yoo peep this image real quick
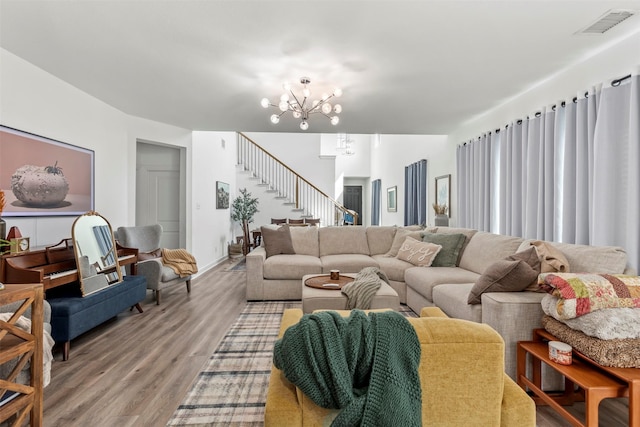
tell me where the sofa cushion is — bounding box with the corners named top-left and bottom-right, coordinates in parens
top-left (290, 225), bottom-right (319, 257)
top-left (421, 232), bottom-right (466, 267)
top-left (371, 255), bottom-right (413, 282)
top-left (262, 225), bottom-right (295, 257)
top-left (519, 239), bottom-right (628, 274)
top-left (396, 237), bottom-right (442, 267)
top-left (458, 232), bottom-right (524, 274)
top-left (320, 254), bottom-right (379, 274)
top-left (432, 283), bottom-right (482, 323)
top-left (404, 267), bottom-right (481, 302)
top-left (264, 254), bottom-right (322, 279)
top-left (467, 247), bottom-right (540, 304)
top-left (366, 226), bottom-right (397, 255)
top-left (319, 226), bottom-right (370, 256)
top-left (384, 229), bottom-right (423, 257)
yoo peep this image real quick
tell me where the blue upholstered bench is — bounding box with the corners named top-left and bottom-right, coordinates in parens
top-left (48, 275), bottom-right (147, 360)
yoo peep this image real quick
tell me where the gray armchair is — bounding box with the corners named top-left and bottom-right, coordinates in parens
top-left (116, 224), bottom-right (192, 305)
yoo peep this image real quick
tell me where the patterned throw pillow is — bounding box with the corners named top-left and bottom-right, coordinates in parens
top-left (396, 236), bottom-right (442, 267)
top-left (385, 229), bottom-right (424, 257)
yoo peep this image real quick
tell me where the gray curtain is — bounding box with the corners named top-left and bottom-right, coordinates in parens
top-left (591, 74), bottom-right (640, 272)
top-left (456, 134), bottom-right (493, 231)
top-left (371, 179), bottom-right (381, 225)
top-left (404, 159), bottom-right (427, 226)
top-left (456, 70), bottom-right (640, 272)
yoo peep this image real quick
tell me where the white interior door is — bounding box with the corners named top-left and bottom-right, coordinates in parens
top-left (136, 142), bottom-right (184, 249)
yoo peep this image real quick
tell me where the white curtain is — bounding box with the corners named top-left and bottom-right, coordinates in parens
top-left (456, 134), bottom-right (492, 231)
top-left (457, 69), bottom-right (640, 272)
top-left (591, 74), bottom-right (640, 272)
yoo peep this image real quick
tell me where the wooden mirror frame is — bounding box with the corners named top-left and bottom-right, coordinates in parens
top-left (71, 211), bottom-right (122, 296)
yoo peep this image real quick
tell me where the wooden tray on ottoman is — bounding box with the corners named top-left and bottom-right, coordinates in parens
top-left (304, 274), bottom-right (355, 290)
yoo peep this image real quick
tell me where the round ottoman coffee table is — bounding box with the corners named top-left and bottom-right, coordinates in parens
top-left (301, 273), bottom-right (400, 314)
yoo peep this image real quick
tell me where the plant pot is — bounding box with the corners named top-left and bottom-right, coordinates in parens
top-left (434, 214), bottom-right (449, 227)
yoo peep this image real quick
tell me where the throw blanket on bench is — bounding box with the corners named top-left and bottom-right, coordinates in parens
top-left (161, 248), bottom-right (198, 277)
top-left (273, 310), bottom-right (422, 426)
top-left (542, 315), bottom-right (640, 368)
top-left (539, 273), bottom-right (640, 319)
top-left (341, 267), bottom-right (389, 310)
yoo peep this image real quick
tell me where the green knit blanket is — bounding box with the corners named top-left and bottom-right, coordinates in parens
top-left (273, 310), bottom-right (422, 426)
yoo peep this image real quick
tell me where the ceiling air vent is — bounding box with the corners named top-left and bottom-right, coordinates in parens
top-left (578, 9), bottom-right (635, 34)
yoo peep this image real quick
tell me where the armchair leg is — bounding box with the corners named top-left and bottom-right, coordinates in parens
top-left (186, 279), bottom-right (191, 293)
top-left (156, 290), bottom-right (161, 305)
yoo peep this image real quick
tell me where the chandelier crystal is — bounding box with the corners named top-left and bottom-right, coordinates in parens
top-left (261, 77), bottom-right (342, 130)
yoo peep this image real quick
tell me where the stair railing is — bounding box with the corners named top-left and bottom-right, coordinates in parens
top-left (237, 132), bottom-right (357, 226)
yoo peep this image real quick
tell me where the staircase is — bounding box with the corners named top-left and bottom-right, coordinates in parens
top-left (236, 132), bottom-right (356, 226)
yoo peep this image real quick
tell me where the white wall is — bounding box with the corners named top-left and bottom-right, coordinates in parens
top-left (0, 48), bottom-right (224, 275)
top-left (192, 132), bottom-right (237, 270)
top-left (450, 30), bottom-right (640, 143)
top-left (371, 134), bottom-right (451, 227)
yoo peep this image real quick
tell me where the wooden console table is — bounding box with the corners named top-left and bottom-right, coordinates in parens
top-left (0, 283), bottom-right (44, 427)
top-left (517, 328), bottom-right (638, 427)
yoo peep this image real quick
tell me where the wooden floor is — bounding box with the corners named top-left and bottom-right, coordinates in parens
top-left (41, 260), bottom-right (630, 426)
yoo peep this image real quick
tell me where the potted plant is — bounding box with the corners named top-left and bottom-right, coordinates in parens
top-left (432, 202), bottom-right (449, 226)
top-left (231, 188), bottom-right (259, 255)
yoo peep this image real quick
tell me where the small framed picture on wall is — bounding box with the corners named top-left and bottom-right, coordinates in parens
top-left (435, 174), bottom-right (451, 217)
top-left (216, 181), bottom-right (230, 209)
top-left (387, 186), bottom-right (397, 212)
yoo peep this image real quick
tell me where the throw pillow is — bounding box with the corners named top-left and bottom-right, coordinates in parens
top-left (524, 241), bottom-right (570, 291)
top-left (261, 224), bottom-right (295, 258)
top-left (385, 229), bottom-right (423, 257)
top-left (396, 236), bottom-right (442, 267)
top-left (467, 247), bottom-right (541, 304)
top-left (421, 232), bottom-right (466, 267)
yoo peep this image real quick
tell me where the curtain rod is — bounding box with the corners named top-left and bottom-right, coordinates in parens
top-left (612, 74), bottom-right (632, 87)
top-left (462, 72), bottom-right (633, 145)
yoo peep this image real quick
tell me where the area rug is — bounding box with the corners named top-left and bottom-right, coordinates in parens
top-left (167, 301), bottom-right (417, 426)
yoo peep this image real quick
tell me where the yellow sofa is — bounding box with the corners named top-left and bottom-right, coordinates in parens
top-left (265, 308), bottom-right (535, 426)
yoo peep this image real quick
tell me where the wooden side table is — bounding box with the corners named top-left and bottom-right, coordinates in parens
top-left (0, 283), bottom-right (44, 427)
top-left (517, 328), bottom-right (637, 427)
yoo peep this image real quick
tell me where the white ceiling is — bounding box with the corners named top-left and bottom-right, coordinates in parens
top-left (1, 0), bottom-right (640, 135)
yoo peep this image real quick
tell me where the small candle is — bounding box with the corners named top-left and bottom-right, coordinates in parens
top-left (330, 270), bottom-right (340, 280)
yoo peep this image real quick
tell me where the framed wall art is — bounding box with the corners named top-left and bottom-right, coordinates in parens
top-left (435, 174), bottom-right (451, 217)
top-left (216, 181), bottom-right (230, 209)
top-left (0, 125), bottom-right (95, 217)
top-left (387, 186), bottom-right (397, 212)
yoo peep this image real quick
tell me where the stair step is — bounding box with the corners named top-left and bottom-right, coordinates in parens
top-left (291, 208), bottom-right (305, 212)
top-left (283, 202), bottom-right (296, 206)
top-left (266, 189), bottom-right (278, 193)
top-left (257, 183), bottom-right (269, 187)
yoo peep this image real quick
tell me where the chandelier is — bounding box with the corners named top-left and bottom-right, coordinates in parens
top-left (261, 77), bottom-right (342, 130)
top-left (336, 133), bottom-right (355, 156)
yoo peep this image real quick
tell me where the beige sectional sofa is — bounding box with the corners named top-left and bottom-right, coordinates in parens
top-left (246, 224), bottom-right (633, 381)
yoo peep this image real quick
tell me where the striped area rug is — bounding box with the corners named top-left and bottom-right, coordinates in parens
top-left (167, 301), bottom-right (417, 426)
